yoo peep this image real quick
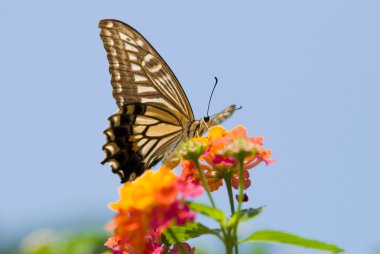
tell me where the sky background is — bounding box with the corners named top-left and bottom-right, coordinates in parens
top-left (1, 0), bottom-right (379, 253)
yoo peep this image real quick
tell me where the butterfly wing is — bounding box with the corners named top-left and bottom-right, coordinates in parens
top-left (99, 19), bottom-right (194, 182)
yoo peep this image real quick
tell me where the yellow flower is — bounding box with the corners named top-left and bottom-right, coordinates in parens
top-left (207, 125), bottom-right (227, 140)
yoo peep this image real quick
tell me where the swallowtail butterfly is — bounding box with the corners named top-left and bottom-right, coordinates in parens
top-left (99, 19), bottom-right (235, 183)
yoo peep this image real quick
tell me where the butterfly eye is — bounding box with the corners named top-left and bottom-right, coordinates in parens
top-left (204, 116), bottom-right (210, 122)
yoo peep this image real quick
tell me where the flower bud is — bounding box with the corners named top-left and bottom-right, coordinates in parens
top-left (179, 138), bottom-right (208, 161)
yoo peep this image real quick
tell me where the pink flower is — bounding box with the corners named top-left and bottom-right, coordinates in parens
top-left (152, 247), bottom-right (165, 254)
top-left (168, 242), bottom-right (196, 254)
top-left (212, 154), bottom-right (237, 166)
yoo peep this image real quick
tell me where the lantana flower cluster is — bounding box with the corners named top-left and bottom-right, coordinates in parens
top-left (180, 125), bottom-right (274, 198)
top-left (105, 125), bottom-right (273, 254)
top-left (105, 166), bottom-right (202, 254)
top-left (103, 125), bottom-right (344, 254)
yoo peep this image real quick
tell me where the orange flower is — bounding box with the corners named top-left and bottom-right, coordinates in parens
top-left (106, 166), bottom-right (202, 254)
top-left (110, 166), bottom-right (178, 212)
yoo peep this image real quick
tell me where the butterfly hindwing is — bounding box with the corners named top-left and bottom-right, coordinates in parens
top-left (101, 103), bottom-right (184, 182)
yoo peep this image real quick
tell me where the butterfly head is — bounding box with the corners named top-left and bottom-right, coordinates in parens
top-left (197, 114), bottom-right (216, 136)
top-left (201, 115), bottom-right (212, 130)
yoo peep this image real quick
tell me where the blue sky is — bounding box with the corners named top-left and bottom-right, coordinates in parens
top-left (1, 1), bottom-right (379, 253)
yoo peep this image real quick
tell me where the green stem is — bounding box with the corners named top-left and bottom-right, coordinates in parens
top-left (225, 174), bottom-right (235, 215)
top-left (223, 230), bottom-right (234, 254)
top-left (233, 159), bottom-right (245, 254)
top-left (226, 242), bottom-right (233, 254)
top-left (237, 159), bottom-right (245, 213)
top-left (193, 160), bottom-right (235, 254)
top-left (167, 228), bottom-right (188, 254)
top-left (193, 160), bottom-right (216, 208)
top-left (225, 172), bottom-right (239, 254)
top-left (225, 229), bottom-right (235, 254)
top-left (193, 160), bottom-right (231, 251)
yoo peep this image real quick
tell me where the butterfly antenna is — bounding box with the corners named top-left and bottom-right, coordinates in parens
top-left (207, 77), bottom-right (218, 117)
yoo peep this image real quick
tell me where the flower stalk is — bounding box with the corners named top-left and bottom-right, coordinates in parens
top-left (194, 160), bottom-right (216, 208)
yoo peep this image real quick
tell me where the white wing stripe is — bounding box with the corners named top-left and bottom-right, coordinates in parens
top-left (137, 85), bottom-right (157, 94)
top-left (134, 74), bottom-right (148, 82)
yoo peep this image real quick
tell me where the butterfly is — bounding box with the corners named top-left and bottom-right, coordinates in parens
top-left (99, 19), bottom-right (236, 183)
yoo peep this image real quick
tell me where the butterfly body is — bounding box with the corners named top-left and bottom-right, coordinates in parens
top-left (99, 19), bottom-right (235, 183)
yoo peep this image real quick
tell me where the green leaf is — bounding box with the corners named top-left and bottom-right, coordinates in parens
top-left (230, 206), bottom-right (265, 225)
top-left (240, 230), bottom-right (344, 253)
top-left (188, 202), bottom-right (226, 224)
top-left (163, 222), bottom-right (218, 244)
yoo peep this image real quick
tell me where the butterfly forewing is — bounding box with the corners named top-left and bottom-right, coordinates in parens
top-left (99, 19), bottom-right (194, 121)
